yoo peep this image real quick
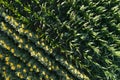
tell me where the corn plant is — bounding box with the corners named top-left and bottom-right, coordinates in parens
top-left (0, 0), bottom-right (120, 80)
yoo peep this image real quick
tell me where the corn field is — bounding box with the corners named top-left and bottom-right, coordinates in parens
top-left (0, 0), bottom-right (120, 80)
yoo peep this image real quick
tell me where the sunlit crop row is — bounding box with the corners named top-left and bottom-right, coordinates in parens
top-left (0, 46), bottom-right (40, 79)
top-left (0, 36), bottom-right (55, 80)
top-left (0, 12), bottom-right (89, 79)
top-left (0, 25), bottom-right (57, 79)
top-left (0, 22), bottom-right (73, 79)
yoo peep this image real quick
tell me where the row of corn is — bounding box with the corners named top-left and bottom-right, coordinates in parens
top-left (0, 0), bottom-right (120, 79)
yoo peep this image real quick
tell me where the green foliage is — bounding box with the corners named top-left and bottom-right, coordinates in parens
top-left (0, 0), bottom-right (120, 80)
